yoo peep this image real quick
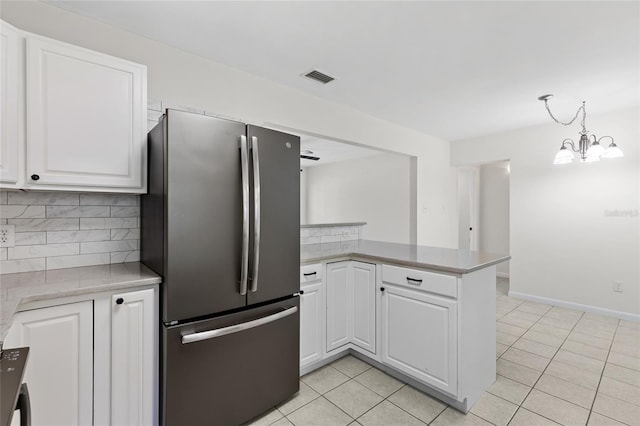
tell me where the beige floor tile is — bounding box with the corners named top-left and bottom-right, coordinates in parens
top-left (330, 355), bottom-right (372, 378)
top-left (530, 323), bottom-right (571, 339)
top-left (497, 331), bottom-right (519, 346)
top-left (487, 375), bottom-right (531, 405)
top-left (271, 417), bottom-right (294, 426)
top-left (608, 351), bottom-right (640, 372)
top-left (430, 407), bottom-right (492, 426)
top-left (501, 347), bottom-right (551, 371)
top-left (522, 330), bottom-right (564, 348)
top-left (496, 321), bottom-right (528, 337)
top-left (587, 412), bottom-right (627, 426)
top-left (356, 400), bottom-right (424, 426)
top-left (522, 389), bottom-right (589, 425)
top-left (302, 366), bottom-right (350, 395)
top-left (592, 392), bottom-right (640, 425)
top-left (278, 381), bottom-right (321, 415)
top-left (513, 338), bottom-right (558, 358)
top-left (573, 324), bottom-right (615, 340)
top-left (544, 307), bottom-right (583, 320)
top-left (500, 311), bottom-right (541, 329)
top-left (286, 397), bottom-right (353, 426)
top-left (516, 301), bottom-right (552, 316)
top-left (353, 368), bottom-right (403, 398)
top-left (325, 380), bottom-right (383, 419)
top-left (469, 392), bottom-right (518, 426)
top-left (387, 385), bottom-right (446, 423)
top-left (244, 407), bottom-right (284, 426)
top-left (497, 343), bottom-right (510, 358)
top-left (545, 360), bottom-right (601, 390)
top-left (553, 349), bottom-right (605, 374)
top-left (613, 330), bottom-right (640, 347)
top-left (597, 376), bottom-right (640, 406)
top-left (508, 408), bottom-right (560, 425)
top-left (582, 313), bottom-right (619, 325)
top-left (534, 374), bottom-right (596, 409)
top-left (611, 340), bottom-right (640, 358)
top-left (537, 315), bottom-right (578, 331)
top-left (567, 331), bottom-right (612, 350)
top-left (619, 320), bottom-right (640, 331)
top-left (561, 339), bottom-right (609, 361)
top-left (603, 363), bottom-right (640, 387)
top-left (496, 358), bottom-right (542, 387)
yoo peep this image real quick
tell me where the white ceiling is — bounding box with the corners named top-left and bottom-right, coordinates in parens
top-left (299, 135), bottom-right (385, 168)
top-left (47, 1), bottom-right (639, 142)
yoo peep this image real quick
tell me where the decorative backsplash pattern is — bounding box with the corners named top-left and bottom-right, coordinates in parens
top-left (300, 224), bottom-right (364, 245)
top-left (0, 190), bottom-right (140, 274)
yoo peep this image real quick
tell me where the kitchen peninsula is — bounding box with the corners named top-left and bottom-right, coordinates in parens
top-left (299, 239), bottom-right (509, 413)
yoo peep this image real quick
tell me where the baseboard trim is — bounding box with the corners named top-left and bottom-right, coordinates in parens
top-left (496, 272), bottom-right (510, 279)
top-left (508, 291), bottom-right (640, 322)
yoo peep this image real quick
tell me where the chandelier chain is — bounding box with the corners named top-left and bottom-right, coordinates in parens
top-left (543, 100), bottom-right (586, 131)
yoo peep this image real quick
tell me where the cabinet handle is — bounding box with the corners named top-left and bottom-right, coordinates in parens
top-left (115, 297), bottom-right (124, 305)
top-left (406, 277), bottom-right (423, 284)
top-left (30, 174), bottom-right (40, 181)
top-left (299, 290), bottom-right (305, 295)
top-left (380, 287), bottom-right (385, 292)
top-left (303, 272), bottom-right (317, 276)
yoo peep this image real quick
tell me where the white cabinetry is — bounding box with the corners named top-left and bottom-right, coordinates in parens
top-left (0, 19), bottom-right (147, 193)
top-left (326, 261), bottom-right (376, 355)
top-left (111, 289), bottom-right (156, 426)
top-left (381, 285), bottom-right (457, 395)
top-left (0, 20), bottom-right (21, 187)
top-left (3, 286), bottom-right (157, 426)
top-left (4, 301), bottom-right (94, 426)
top-left (299, 263), bottom-right (324, 371)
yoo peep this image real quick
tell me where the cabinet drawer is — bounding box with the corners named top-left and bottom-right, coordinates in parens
top-left (300, 263), bottom-right (323, 283)
top-left (382, 264), bottom-right (457, 298)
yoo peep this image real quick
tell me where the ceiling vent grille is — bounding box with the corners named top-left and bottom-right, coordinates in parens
top-left (304, 70), bottom-right (335, 84)
top-left (300, 154), bottom-right (320, 161)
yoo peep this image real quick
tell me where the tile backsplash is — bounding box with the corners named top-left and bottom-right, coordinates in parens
top-left (300, 223), bottom-right (365, 245)
top-left (0, 190), bottom-right (140, 274)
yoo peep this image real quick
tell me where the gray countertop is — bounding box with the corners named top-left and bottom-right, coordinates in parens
top-left (301, 239), bottom-right (510, 274)
top-left (1, 262), bottom-right (161, 340)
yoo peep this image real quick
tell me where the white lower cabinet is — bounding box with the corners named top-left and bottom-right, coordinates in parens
top-left (4, 301), bottom-right (94, 426)
top-left (300, 281), bottom-right (324, 368)
top-left (325, 261), bottom-right (376, 355)
top-left (380, 285), bottom-right (457, 396)
top-left (3, 286), bottom-right (157, 426)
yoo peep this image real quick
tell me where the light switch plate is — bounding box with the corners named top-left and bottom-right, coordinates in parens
top-left (0, 225), bottom-right (16, 247)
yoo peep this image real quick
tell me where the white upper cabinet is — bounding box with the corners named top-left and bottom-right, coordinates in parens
top-left (0, 20), bottom-right (21, 186)
top-left (26, 35), bottom-right (147, 191)
top-left (0, 19), bottom-right (147, 193)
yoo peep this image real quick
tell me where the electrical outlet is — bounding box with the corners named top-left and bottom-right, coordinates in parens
top-left (613, 281), bottom-right (624, 293)
top-left (0, 225), bottom-right (16, 248)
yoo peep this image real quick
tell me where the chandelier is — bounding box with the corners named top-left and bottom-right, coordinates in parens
top-left (538, 94), bottom-right (624, 165)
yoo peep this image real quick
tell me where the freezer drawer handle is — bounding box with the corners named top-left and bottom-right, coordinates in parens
top-left (239, 135), bottom-right (250, 296)
top-left (181, 306), bottom-right (298, 344)
top-left (250, 136), bottom-right (261, 293)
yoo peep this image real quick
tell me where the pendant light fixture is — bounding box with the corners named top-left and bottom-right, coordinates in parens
top-left (538, 95), bottom-right (624, 165)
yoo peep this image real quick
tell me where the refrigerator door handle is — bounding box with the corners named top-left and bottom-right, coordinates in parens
top-left (250, 136), bottom-right (261, 293)
top-left (181, 306), bottom-right (298, 344)
top-left (239, 135), bottom-right (250, 296)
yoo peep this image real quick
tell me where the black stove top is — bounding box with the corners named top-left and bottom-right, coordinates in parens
top-left (0, 347), bottom-right (29, 426)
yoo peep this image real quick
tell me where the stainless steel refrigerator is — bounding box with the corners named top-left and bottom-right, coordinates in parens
top-left (141, 109), bottom-right (300, 425)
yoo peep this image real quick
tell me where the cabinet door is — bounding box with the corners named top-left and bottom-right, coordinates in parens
top-left (25, 35), bottom-right (146, 191)
top-left (326, 262), bottom-right (351, 352)
top-left (381, 285), bottom-right (457, 395)
top-left (111, 288), bottom-right (155, 426)
top-left (0, 20), bottom-right (20, 186)
top-left (300, 281), bottom-right (323, 368)
top-left (3, 301), bottom-right (93, 426)
top-left (352, 261), bottom-right (376, 353)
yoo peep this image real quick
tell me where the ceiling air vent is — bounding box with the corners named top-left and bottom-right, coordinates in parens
top-left (300, 154), bottom-right (320, 161)
top-left (304, 70), bottom-right (335, 84)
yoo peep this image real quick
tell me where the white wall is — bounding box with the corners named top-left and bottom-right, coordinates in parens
top-left (479, 162), bottom-right (510, 276)
top-left (452, 107), bottom-right (639, 316)
top-left (305, 154), bottom-right (412, 244)
top-left (0, 1), bottom-right (457, 248)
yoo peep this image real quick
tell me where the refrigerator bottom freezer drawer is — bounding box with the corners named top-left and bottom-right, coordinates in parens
top-left (162, 298), bottom-right (300, 426)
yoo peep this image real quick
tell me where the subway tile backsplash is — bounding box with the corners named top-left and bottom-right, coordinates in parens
top-left (300, 224), bottom-right (364, 245)
top-left (0, 190), bottom-right (140, 274)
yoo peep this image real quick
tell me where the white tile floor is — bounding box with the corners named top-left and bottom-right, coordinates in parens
top-left (245, 278), bottom-right (640, 425)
